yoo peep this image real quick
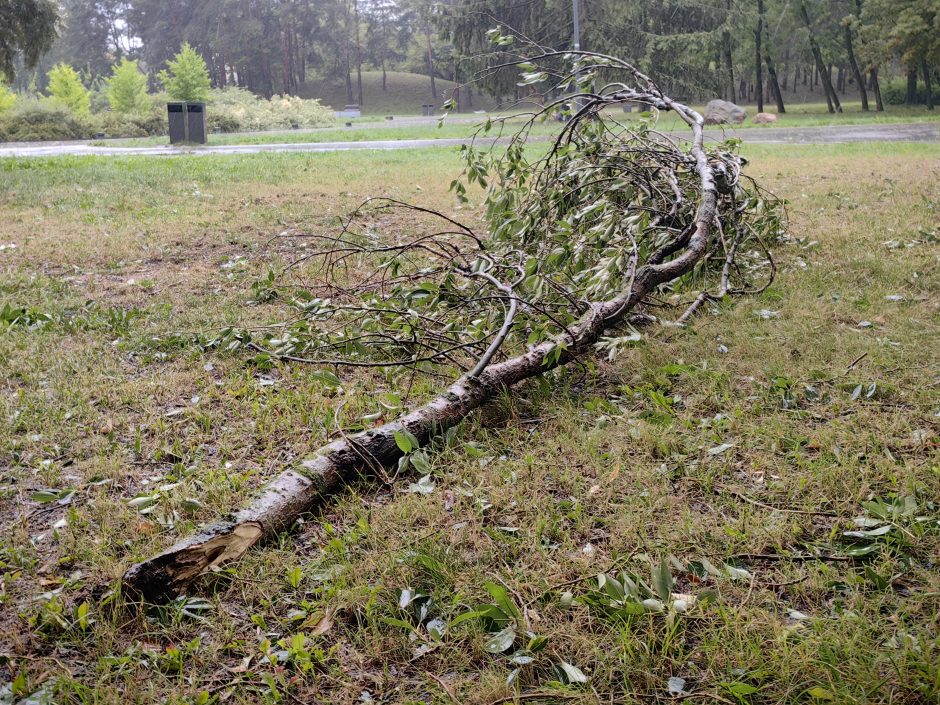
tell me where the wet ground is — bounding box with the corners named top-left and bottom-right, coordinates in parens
top-left (0, 121), bottom-right (936, 158)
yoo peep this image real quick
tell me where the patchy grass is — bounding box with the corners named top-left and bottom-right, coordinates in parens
top-left (0, 142), bottom-right (938, 705)
top-left (84, 102), bottom-right (940, 150)
top-left (89, 117), bottom-right (556, 149)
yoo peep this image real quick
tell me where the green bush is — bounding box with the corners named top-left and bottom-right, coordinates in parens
top-left (89, 110), bottom-right (165, 139)
top-left (0, 101), bottom-right (91, 142)
top-left (108, 58), bottom-right (150, 114)
top-left (46, 63), bottom-right (91, 116)
top-left (0, 83), bottom-right (16, 114)
top-left (208, 87), bottom-right (334, 132)
top-left (882, 79), bottom-right (930, 106)
top-left (0, 95), bottom-right (168, 142)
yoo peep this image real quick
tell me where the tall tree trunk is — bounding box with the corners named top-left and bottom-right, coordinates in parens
top-left (755, 0), bottom-right (765, 112)
top-left (800, 1), bottom-right (841, 112)
top-left (870, 68), bottom-right (883, 111)
top-left (722, 0), bottom-right (736, 102)
top-left (353, 0), bottom-right (363, 106)
top-left (381, 58), bottom-right (387, 92)
top-left (844, 23), bottom-right (868, 110)
top-left (923, 58), bottom-right (934, 110)
top-left (426, 23), bottom-right (437, 101)
top-left (765, 52), bottom-right (785, 112)
top-left (906, 68), bottom-right (918, 105)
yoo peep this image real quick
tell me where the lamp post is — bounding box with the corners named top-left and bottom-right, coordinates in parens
top-left (573, 0), bottom-right (581, 53)
top-left (572, 0), bottom-right (582, 113)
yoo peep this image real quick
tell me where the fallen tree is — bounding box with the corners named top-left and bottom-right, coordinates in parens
top-left (124, 46), bottom-right (784, 602)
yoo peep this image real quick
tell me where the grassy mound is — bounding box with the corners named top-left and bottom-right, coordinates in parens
top-left (298, 70), bottom-right (499, 116)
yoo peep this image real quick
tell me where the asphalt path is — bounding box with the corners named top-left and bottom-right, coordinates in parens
top-left (0, 121), bottom-right (936, 159)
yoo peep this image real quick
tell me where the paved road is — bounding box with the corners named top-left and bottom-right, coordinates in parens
top-left (0, 122), bottom-right (936, 159)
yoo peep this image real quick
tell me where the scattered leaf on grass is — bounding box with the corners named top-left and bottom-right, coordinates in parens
top-left (484, 626), bottom-right (516, 653)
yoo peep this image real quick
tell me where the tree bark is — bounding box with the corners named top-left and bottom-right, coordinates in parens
top-left (426, 22), bottom-right (437, 101)
top-left (844, 23), bottom-right (868, 110)
top-left (722, 0), bottom-right (736, 103)
top-left (870, 68), bottom-right (884, 111)
top-left (122, 98), bottom-right (726, 603)
top-left (906, 68), bottom-right (918, 105)
top-left (755, 0), bottom-right (764, 113)
top-left (923, 58), bottom-right (934, 110)
top-left (353, 0), bottom-right (363, 106)
top-left (800, 1), bottom-right (841, 113)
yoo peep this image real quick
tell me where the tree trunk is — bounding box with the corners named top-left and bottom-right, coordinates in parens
top-left (765, 53), bottom-right (785, 113)
top-left (353, 0), bottom-right (363, 106)
top-left (906, 68), bottom-right (918, 105)
top-left (755, 0), bottom-right (764, 112)
top-left (722, 0), bottom-right (736, 103)
top-left (800, 2), bottom-right (841, 113)
top-left (426, 23), bottom-right (437, 101)
top-left (844, 23), bottom-right (868, 110)
top-left (923, 58), bottom-right (934, 110)
top-left (870, 68), bottom-right (883, 111)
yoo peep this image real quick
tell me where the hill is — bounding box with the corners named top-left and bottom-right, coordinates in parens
top-left (297, 70), bottom-right (499, 116)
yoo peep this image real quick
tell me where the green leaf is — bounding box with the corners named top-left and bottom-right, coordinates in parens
top-left (484, 626), bottom-right (516, 653)
top-left (30, 489), bottom-right (62, 503)
top-left (652, 560), bottom-right (673, 602)
top-left (721, 681), bottom-right (760, 696)
top-left (806, 686), bottom-right (836, 701)
top-left (380, 616), bottom-right (418, 633)
top-left (485, 581), bottom-right (521, 622)
top-left (394, 430), bottom-right (414, 454)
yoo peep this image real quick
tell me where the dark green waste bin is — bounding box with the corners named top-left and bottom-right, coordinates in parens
top-left (186, 103), bottom-right (207, 144)
top-left (167, 102), bottom-right (186, 144)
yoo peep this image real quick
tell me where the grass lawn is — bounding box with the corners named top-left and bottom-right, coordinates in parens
top-left (86, 103), bottom-right (940, 150)
top-left (0, 142), bottom-right (938, 704)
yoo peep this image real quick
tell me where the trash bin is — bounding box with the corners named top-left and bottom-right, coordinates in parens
top-left (167, 102), bottom-right (186, 144)
top-left (186, 102), bottom-right (207, 145)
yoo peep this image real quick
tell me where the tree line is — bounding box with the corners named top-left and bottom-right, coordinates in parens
top-left (3, 0), bottom-right (939, 110)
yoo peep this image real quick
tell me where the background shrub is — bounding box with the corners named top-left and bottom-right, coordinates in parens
top-left (46, 63), bottom-right (91, 116)
top-left (0, 101), bottom-right (90, 142)
top-left (108, 58), bottom-right (150, 114)
top-left (0, 84), bottom-right (16, 114)
top-left (882, 80), bottom-right (930, 106)
top-left (208, 87), bottom-right (334, 131)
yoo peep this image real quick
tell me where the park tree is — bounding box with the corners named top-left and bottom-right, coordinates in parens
top-left (46, 62), bottom-right (91, 114)
top-left (0, 0), bottom-right (59, 80)
top-left (159, 43), bottom-right (212, 102)
top-left (364, 0), bottom-right (414, 91)
top-left (49, 0), bottom-right (129, 80)
top-left (108, 57), bottom-right (149, 113)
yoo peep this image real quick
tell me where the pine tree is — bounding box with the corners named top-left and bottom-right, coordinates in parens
top-left (159, 43), bottom-right (212, 102)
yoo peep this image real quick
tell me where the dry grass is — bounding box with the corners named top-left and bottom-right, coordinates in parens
top-left (0, 142), bottom-right (938, 705)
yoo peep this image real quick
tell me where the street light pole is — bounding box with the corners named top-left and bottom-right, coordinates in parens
top-left (572, 0), bottom-right (581, 53)
top-left (571, 0), bottom-right (582, 113)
